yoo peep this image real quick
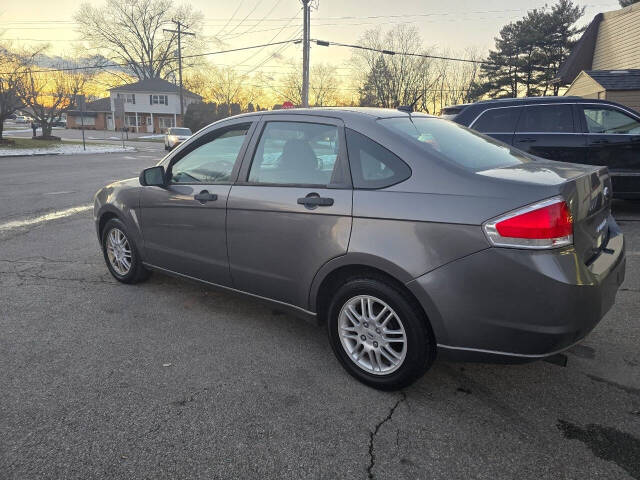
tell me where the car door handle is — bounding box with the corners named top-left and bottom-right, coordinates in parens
top-left (194, 190), bottom-right (218, 203)
top-left (297, 195), bottom-right (334, 207)
top-left (592, 139), bottom-right (610, 145)
top-left (516, 138), bottom-right (536, 143)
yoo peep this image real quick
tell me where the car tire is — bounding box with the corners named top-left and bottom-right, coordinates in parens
top-left (164, 143), bottom-right (169, 151)
top-left (101, 218), bottom-right (150, 284)
top-left (326, 276), bottom-right (435, 390)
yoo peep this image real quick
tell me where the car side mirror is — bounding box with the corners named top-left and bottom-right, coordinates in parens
top-left (139, 166), bottom-right (166, 187)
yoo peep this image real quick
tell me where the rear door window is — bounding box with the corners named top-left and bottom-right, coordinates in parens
top-left (472, 107), bottom-right (521, 133)
top-left (517, 104), bottom-right (574, 133)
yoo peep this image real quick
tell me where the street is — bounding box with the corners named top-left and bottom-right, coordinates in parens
top-left (0, 149), bottom-right (639, 479)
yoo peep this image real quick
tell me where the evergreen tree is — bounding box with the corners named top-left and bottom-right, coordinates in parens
top-left (480, 0), bottom-right (584, 98)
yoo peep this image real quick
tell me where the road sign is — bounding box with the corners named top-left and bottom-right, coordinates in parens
top-left (282, 101), bottom-right (294, 109)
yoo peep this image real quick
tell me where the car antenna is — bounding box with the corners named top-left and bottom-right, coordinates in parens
top-left (397, 92), bottom-right (427, 114)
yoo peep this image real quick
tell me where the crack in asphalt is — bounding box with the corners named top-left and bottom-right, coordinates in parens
top-left (367, 392), bottom-right (406, 479)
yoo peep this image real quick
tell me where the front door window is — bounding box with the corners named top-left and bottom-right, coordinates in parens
top-left (170, 125), bottom-right (250, 184)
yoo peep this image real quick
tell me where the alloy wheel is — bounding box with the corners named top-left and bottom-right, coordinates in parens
top-left (338, 295), bottom-right (407, 375)
top-left (106, 227), bottom-right (132, 276)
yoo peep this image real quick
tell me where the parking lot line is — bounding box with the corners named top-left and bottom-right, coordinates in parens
top-left (0, 205), bottom-right (92, 232)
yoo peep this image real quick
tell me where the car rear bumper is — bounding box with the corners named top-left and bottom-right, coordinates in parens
top-left (407, 219), bottom-right (625, 363)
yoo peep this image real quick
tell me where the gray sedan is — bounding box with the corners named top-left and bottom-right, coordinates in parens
top-left (94, 107), bottom-right (625, 390)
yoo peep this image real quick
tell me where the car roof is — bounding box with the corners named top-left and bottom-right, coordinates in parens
top-left (231, 107), bottom-right (434, 121)
top-left (444, 96), bottom-right (620, 112)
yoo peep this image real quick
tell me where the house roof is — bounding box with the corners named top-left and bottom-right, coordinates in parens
top-left (68, 97), bottom-right (111, 114)
top-left (555, 3), bottom-right (640, 85)
top-left (109, 78), bottom-right (201, 98)
top-left (585, 70), bottom-right (640, 90)
top-left (554, 13), bottom-right (603, 85)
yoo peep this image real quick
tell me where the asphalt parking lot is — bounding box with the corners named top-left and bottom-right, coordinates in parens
top-left (0, 149), bottom-right (639, 479)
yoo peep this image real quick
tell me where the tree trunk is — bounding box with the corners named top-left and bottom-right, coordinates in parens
top-left (42, 123), bottom-right (52, 138)
top-left (0, 119), bottom-right (4, 140)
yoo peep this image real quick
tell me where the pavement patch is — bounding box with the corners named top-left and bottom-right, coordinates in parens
top-left (557, 420), bottom-right (640, 479)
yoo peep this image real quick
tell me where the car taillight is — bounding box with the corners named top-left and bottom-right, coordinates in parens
top-left (483, 197), bottom-right (573, 249)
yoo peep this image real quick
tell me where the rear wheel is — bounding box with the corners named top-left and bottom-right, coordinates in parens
top-left (327, 276), bottom-right (435, 390)
top-left (101, 218), bottom-right (150, 284)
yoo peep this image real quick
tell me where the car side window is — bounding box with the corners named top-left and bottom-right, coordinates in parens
top-left (582, 107), bottom-right (640, 134)
top-left (345, 128), bottom-right (411, 189)
top-left (248, 121), bottom-right (340, 185)
top-left (517, 104), bottom-right (574, 133)
top-left (472, 107), bottom-right (521, 133)
top-left (170, 124), bottom-right (250, 184)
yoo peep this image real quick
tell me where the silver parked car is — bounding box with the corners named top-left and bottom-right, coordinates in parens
top-left (164, 127), bottom-right (192, 150)
top-left (94, 108), bottom-right (625, 390)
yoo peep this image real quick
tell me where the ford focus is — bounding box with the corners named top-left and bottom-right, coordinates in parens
top-left (94, 108), bottom-right (625, 390)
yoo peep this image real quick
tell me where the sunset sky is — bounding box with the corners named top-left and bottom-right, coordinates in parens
top-left (1, 0), bottom-right (622, 80)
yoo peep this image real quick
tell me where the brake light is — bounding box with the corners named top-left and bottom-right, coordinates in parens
top-left (483, 197), bottom-right (573, 249)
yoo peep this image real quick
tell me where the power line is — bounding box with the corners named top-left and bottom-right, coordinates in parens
top-left (221, 0), bottom-right (265, 37)
top-left (311, 39), bottom-right (502, 67)
top-left (0, 39), bottom-right (302, 75)
top-left (213, 0), bottom-right (244, 37)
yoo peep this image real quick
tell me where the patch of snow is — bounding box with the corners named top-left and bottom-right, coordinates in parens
top-left (138, 134), bottom-right (165, 139)
top-left (0, 144), bottom-right (136, 157)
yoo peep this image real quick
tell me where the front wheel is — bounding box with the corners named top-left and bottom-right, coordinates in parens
top-left (327, 277), bottom-right (435, 390)
top-left (101, 218), bottom-right (150, 284)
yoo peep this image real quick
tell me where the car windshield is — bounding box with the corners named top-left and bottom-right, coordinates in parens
top-left (378, 116), bottom-right (532, 172)
top-left (171, 128), bottom-right (192, 136)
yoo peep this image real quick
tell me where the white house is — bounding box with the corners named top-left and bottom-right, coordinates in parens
top-left (108, 78), bottom-right (201, 133)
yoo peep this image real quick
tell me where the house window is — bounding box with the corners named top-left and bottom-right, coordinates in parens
top-left (125, 115), bottom-right (143, 126)
top-left (117, 93), bottom-right (135, 104)
top-left (150, 95), bottom-right (168, 105)
top-left (158, 117), bottom-right (175, 128)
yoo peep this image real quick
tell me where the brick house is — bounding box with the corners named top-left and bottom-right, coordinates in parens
top-left (109, 78), bottom-right (201, 133)
top-left (66, 98), bottom-right (111, 130)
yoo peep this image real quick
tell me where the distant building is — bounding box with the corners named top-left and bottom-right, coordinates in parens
top-left (68, 78), bottom-right (201, 133)
top-left (564, 70), bottom-right (640, 113)
top-left (556, 3), bottom-right (640, 112)
top-left (67, 98), bottom-right (111, 130)
top-left (109, 78), bottom-right (202, 133)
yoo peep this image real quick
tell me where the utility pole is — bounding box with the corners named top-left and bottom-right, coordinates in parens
top-left (164, 20), bottom-right (195, 124)
top-left (301, 0), bottom-right (311, 108)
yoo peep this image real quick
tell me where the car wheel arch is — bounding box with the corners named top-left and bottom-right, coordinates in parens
top-left (311, 258), bottom-right (437, 342)
top-left (98, 210), bottom-right (119, 238)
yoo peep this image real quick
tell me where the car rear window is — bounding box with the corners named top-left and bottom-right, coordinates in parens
top-left (378, 117), bottom-right (532, 172)
top-left (170, 128), bottom-right (192, 135)
top-left (439, 107), bottom-right (464, 120)
top-left (472, 107), bottom-right (521, 133)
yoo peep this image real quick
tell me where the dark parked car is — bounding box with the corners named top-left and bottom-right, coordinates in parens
top-left (94, 107), bottom-right (625, 390)
top-left (442, 97), bottom-right (640, 199)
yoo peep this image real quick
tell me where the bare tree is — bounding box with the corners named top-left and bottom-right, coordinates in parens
top-left (280, 63), bottom-right (341, 106)
top-left (353, 25), bottom-right (432, 109)
top-left (16, 60), bottom-right (90, 138)
top-left (0, 46), bottom-right (24, 141)
top-left (74, 0), bottom-right (203, 80)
